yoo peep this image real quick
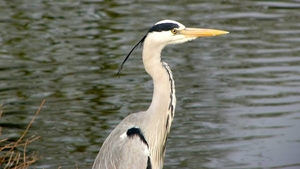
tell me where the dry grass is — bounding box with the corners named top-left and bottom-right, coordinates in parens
top-left (0, 100), bottom-right (45, 169)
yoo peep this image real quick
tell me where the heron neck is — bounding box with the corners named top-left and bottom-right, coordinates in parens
top-left (142, 43), bottom-right (176, 120)
top-left (142, 41), bottom-right (176, 169)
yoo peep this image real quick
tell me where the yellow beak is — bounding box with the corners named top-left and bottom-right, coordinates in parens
top-left (179, 28), bottom-right (229, 37)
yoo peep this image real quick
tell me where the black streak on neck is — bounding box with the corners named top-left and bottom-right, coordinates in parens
top-left (146, 156), bottom-right (152, 169)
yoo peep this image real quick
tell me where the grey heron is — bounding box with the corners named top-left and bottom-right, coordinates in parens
top-left (92, 20), bottom-right (228, 169)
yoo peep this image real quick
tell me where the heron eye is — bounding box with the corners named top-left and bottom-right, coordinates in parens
top-left (171, 29), bottom-right (177, 35)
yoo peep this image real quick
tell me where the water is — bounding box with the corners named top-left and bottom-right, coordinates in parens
top-left (0, 0), bottom-right (300, 168)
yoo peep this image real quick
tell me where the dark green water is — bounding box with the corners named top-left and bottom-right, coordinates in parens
top-left (1, 0), bottom-right (300, 168)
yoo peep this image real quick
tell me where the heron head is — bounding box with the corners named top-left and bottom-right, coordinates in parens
top-left (143, 20), bottom-right (228, 47)
top-left (117, 20), bottom-right (228, 75)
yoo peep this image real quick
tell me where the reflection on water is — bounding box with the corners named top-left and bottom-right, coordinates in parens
top-left (1, 0), bottom-right (300, 168)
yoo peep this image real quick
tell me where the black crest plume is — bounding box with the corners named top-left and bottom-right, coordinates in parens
top-left (117, 35), bottom-right (146, 75)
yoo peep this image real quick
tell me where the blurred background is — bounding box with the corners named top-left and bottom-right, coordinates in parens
top-left (0, 0), bottom-right (300, 168)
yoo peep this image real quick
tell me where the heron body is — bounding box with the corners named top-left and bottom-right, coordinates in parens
top-left (92, 20), bottom-right (228, 169)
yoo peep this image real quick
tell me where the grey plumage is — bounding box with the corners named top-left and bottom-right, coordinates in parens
top-left (93, 114), bottom-right (151, 169)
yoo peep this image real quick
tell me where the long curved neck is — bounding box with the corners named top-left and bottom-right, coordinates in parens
top-left (143, 42), bottom-right (176, 121)
top-left (142, 39), bottom-right (176, 169)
